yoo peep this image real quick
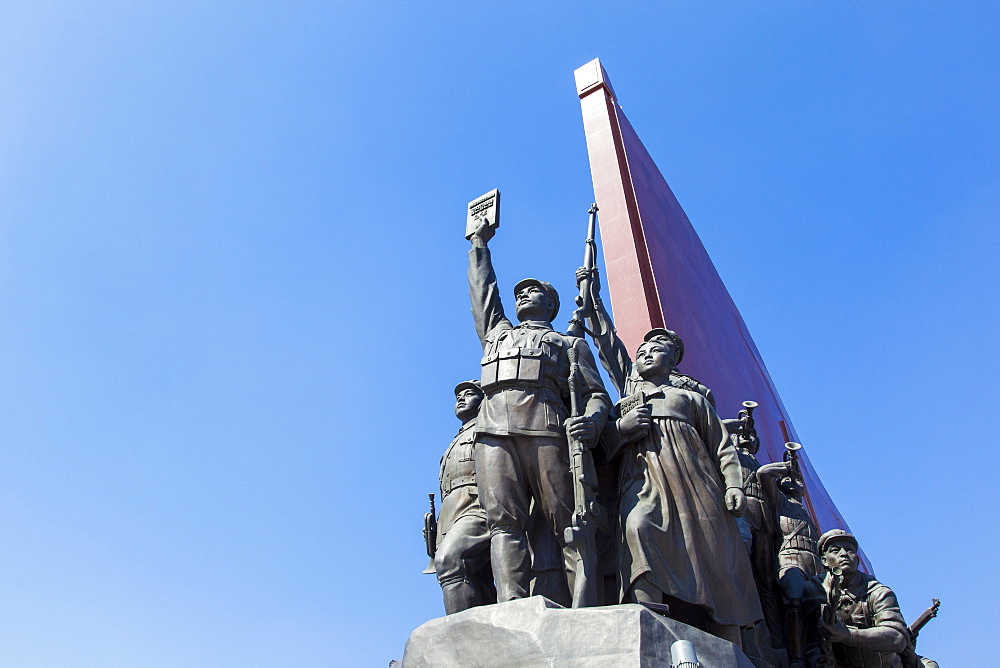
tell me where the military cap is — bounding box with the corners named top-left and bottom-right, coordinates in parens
top-left (453, 379), bottom-right (484, 397)
top-left (513, 278), bottom-right (560, 320)
top-left (818, 528), bottom-right (859, 554)
top-left (642, 327), bottom-right (685, 365)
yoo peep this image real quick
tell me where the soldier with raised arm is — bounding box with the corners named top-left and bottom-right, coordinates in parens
top-left (467, 214), bottom-right (611, 604)
top-left (757, 444), bottom-right (823, 667)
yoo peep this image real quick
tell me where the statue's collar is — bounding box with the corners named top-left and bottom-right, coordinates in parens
top-left (516, 320), bottom-right (552, 331)
top-left (639, 380), bottom-right (673, 396)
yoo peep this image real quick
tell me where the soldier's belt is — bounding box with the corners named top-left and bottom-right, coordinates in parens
top-left (780, 535), bottom-right (818, 551)
top-left (481, 347), bottom-right (553, 391)
top-left (442, 474), bottom-right (477, 496)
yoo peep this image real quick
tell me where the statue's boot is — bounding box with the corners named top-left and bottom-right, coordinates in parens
top-left (441, 580), bottom-right (481, 615)
top-left (762, 591), bottom-right (784, 648)
top-left (785, 603), bottom-right (806, 667)
top-left (490, 530), bottom-right (531, 601)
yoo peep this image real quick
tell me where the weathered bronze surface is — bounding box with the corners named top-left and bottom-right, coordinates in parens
top-left (405, 191), bottom-right (939, 667)
top-left (465, 189), bottom-right (500, 240)
top-left (802, 530), bottom-right (912, 667)
top-left (466, 209), bottom-right (611, 607)
top-left (597, 329), bottom-right (762, 648)
top-left (431, 381), bottom-right (495, 614)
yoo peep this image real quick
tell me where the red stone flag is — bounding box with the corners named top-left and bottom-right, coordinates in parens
top-left (575, 59), bottom-right (867, 568)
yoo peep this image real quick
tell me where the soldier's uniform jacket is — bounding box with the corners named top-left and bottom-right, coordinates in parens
top-left (757, 461), bottom-right (822, 576)
top-left (777, 504), bottom-right (819, 554)
top-left (806, 571), bottom-right (909, 668)
top-left (737, 449), bottom-right (762, 501)
top-left (468, 247), bottom-right (610, 436)
top-left (436, 420), bottom-right (485, 546)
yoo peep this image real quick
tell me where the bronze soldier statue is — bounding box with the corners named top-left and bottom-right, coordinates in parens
top-left (467, 219), bottom-right (611, 604)
top-left (758, 442), bottom-right (823, 667)
top-left (724, 404), bottom-right (783, 663)
top-left (431, 380), bottom-right (496, 614)
top-left (803, 529), bottom-right (909, 667)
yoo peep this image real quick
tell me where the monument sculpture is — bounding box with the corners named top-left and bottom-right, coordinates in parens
top-left (758, 443), bottom-right (822, 667)
top-left (604, 329), bottom-right (762, 647)
top-left (803, 530), bottom-right (910, 667)
top-left (397, 60), bottom-right (939, 668)
top-left (570, 263), bottom-right (761, 646)
top-left (465, 212), bottom-right (611, 607)
top-left (427, 380), bottom-right (495, 614)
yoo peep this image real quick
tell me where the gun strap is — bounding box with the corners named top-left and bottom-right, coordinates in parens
top-left (567, 318), bottom-right (601, 339)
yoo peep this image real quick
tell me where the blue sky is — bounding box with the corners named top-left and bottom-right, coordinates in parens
top-left (2, 2), bottom-right (997, 665)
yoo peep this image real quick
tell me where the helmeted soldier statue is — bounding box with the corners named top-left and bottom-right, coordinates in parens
top-left (467, 219), bottom-right (611, 603)
top-left (433, 380), bottom-right (496, 614)
top-left (803, 529), bottom-right (909, 667)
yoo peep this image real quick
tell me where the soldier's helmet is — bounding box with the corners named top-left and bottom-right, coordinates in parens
top-left (642, 327), bottom-right (685, 366)
top-left (453, 379), bottom-right (484, 397)
top-left (513, 278), bottom-right (560, 321)
top-left (818, 528), bottom-right (859, 554)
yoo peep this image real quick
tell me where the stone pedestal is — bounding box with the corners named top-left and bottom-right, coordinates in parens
top-left (399, 596), bottom-right (756, 667)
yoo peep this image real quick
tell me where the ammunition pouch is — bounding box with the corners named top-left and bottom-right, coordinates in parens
top-left (481, 347), bottom-right (548, 392)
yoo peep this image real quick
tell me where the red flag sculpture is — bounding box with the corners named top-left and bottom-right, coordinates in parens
top-left (575, 59), bottom-right (868, 569)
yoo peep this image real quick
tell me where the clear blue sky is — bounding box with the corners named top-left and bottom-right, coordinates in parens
top-left (2, 2), bottom-right (997, 665)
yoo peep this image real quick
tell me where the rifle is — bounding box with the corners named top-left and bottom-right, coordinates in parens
top-left (908, 598), bottom-right (940, 641)
top-left (567, 204), bottom-right (599, 338)
top-left (422, 493), bottom-right (437, 574)
top-left (563, 346), bottom-right (602, 607)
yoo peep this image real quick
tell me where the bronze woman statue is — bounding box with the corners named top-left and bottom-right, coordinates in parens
top-left (577, 267), bottom-right (762, 647)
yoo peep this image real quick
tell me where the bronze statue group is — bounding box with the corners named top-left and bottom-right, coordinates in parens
top-left (421, 216), bottom-right (937, 668)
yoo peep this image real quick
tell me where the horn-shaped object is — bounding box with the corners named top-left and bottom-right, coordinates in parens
top-left (784, 441), bottom-right (803, 483)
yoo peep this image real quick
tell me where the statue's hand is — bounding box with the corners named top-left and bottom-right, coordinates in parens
top-left (470, 218), bottom-right (495, 247)
top-left (725, 487), bottom-right (747, 516)
top-left (575, 266), bottom-right (602, 294)
top-left (818, 613), bottom-right (852, 643)
top-left (618, 405), bottom-right (651, 440)
top-left (565, 416), bottom-right (598, 448)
